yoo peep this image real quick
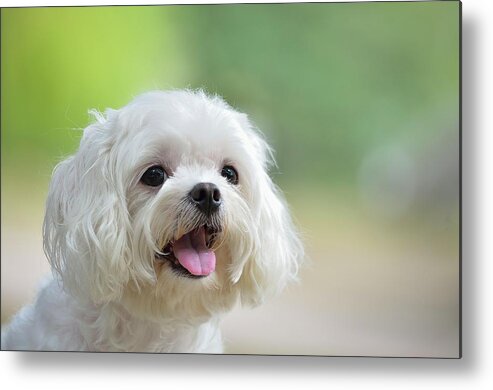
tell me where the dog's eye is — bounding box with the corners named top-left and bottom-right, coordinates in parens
top-left (221, 165), bottom-right (238, 185)
top-left (141, 166), bottom-right (167, 187)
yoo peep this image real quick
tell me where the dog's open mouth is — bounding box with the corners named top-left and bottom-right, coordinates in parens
top-left (156, 225), bottom-right (220, 279)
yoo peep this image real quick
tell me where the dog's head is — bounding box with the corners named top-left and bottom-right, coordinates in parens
top-left (43, 90), bottom-right (303, 321)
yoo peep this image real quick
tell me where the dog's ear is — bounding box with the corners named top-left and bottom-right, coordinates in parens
top-left (43, 113), bottom-right (146, 304)
top-left (234, 116), bottom-right (304, 306)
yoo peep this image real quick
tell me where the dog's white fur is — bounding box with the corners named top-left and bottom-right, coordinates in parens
top-left (1, 90), bottom-right (303, 353)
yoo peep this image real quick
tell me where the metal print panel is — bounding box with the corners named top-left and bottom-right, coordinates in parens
top-left (0, 1), bottom-right (460, 357)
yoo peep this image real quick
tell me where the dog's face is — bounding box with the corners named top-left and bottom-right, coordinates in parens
top-left (43, 90), bottom-right (303, 321)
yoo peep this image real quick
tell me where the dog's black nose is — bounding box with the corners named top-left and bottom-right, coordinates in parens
top-left (189, 183), bottom-right (222, 214)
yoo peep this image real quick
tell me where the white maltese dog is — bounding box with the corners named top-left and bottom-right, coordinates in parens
top-left (2, 90), bottom-right (303, 353)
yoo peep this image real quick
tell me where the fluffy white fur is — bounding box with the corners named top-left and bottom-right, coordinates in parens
top-left (1, 90), bottom-right (303, 353)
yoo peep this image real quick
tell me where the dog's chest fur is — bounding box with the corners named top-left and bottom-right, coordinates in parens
top-left (2, 278), bottom-right (223, 353)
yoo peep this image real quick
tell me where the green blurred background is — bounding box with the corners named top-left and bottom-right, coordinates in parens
top-left (1, 2), bottom-right (460, 356)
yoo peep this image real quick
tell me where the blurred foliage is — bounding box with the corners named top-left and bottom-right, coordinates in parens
top-left (1, 2), bottom-right (459, 187)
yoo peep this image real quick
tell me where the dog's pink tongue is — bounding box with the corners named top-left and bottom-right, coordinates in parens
top-left (173, 227), bottom-right (216, 276)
